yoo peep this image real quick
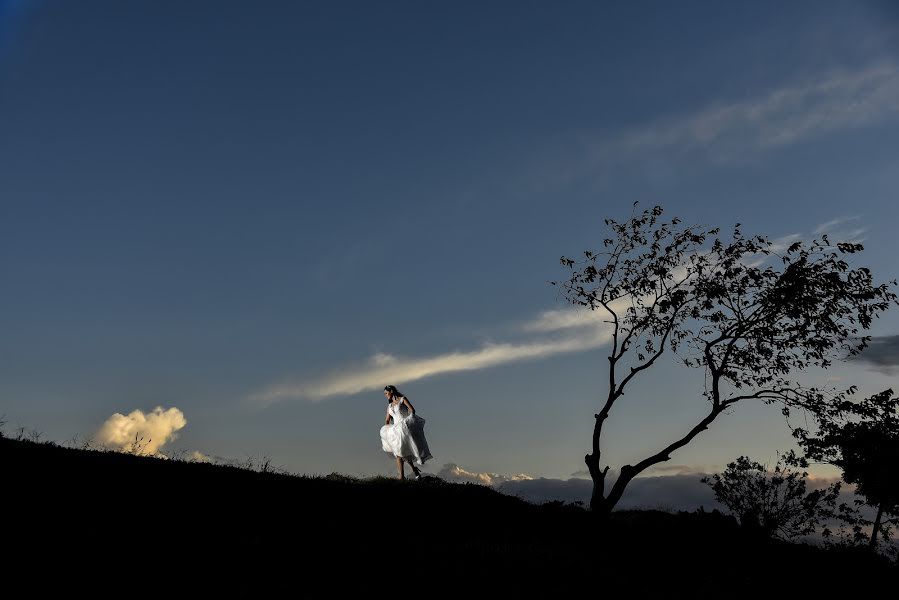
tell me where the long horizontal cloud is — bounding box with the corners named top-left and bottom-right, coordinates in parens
top-left (590, 63), bottom-right (899, 164)
top-left (250, 305), bottom-right (616, 404)
top-left (449, 464), bottom-right (857, 519)
top-left (851, 335), bottom-right (899, 375)
top-left (252, 214), bottom-right (864, 406)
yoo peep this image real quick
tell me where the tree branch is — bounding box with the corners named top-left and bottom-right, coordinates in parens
top-left (606, 401), bottom-right (726, 509)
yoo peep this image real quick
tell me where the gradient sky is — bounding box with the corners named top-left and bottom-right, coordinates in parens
top-left (2, 1), bottom-right (899, 495)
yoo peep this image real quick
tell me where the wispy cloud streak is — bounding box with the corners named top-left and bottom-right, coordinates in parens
top-left (591, 63), bottom-right (899, 163)
top-left (250, 306), bottom-right (615, 404)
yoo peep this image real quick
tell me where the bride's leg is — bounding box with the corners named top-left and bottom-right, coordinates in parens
top-left (396, 456), bottom-right (405, 480)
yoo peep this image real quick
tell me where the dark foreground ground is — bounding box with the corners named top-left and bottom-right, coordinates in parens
top-left (3, 436), bottom-right (894, 596)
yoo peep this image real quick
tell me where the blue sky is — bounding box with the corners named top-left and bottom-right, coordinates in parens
top-left (2, 1), bottom-right (899, 500)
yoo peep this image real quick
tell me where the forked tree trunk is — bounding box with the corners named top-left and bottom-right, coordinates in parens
top-left (587, 454), bottom-right (610, 521)
top-left (586, 409), bottom-right (612, 521)
top-left (587, 402), bottom-right (724, 521)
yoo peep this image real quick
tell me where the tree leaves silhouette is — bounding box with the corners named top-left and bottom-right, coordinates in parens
top-left (796, 389), bottom-right (899, 551)
top-left (552, 204), bottom-right (898, 518)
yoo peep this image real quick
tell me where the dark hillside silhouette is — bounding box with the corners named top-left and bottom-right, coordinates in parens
top-left (4, 437), bottom-right (894, 595)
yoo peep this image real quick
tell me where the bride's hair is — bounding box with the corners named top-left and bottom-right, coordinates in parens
top-left (384, 384), bottom-right (403, 404)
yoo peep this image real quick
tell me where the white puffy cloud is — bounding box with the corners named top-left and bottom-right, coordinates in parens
top-left (95, 407), bottom-right (187, 455)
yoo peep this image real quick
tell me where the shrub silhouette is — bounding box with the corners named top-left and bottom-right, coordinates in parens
top-left (798, 389), bottom-right (899, 553)
top-left (702, 454), bottom-right (840, 540)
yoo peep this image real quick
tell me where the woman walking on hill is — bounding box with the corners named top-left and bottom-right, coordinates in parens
top-left (380, 385), bottom-right (433, 479)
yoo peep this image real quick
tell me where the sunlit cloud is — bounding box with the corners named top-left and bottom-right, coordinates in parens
top-left (95, 406), bottom-right (187, 455)
top-left (250, 305), bottom-right (616, 404)
top-left (441, 463), bottom-right (724, 511)
top-left (590, 63), bottom-right (899, 164)
top-left (437, 463), bottom-right (534, 486)
top-left (520, 306), bottom-right (612, 333)
top-left (189, 450), bottom-right (211, 463)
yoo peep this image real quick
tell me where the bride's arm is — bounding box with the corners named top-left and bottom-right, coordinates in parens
top-left (401, 396), bottom-right (416, 415)
top-left (385, 407), bottom-right (393, 425)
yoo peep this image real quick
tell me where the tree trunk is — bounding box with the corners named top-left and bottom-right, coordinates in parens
top-left (586, 406), bottom-right (612, 521)
top-left (868, 503), bottom-right (884, 551)
top-left (586, 452), bottom-right (611, 522)
top-left (592, 500), bottom-right (611, 527)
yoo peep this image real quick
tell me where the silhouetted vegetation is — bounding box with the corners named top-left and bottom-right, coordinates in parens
top-left (702, 454), bottom-right (841, 540)
top-left (552, 205), bottom-right (897, 518)
top-left (4, 436), bottom-right (895, 595)
top-left (797, 389), bottom-right (899, 553)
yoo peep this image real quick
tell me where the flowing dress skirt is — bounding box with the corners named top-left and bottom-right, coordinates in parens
top-left (380, 412), bottom-right (433, 466)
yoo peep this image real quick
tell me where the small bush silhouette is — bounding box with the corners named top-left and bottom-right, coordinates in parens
top-left (702, 454), bottom-right (840, 540)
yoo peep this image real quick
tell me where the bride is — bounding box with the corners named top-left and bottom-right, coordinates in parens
top-left (380, 385), bottom-right (433, 479)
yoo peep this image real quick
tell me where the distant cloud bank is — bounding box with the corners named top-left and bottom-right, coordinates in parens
top-left (438, 462), bottom-right (723, 511)
top-left (437, 462), bottom-right (850, 515)
top-left (437, 463), bottom-right (534, 486)
top-left (96, 406), bottom-right (187, 455)
top-left (852, 335), bottom-right (899, 375)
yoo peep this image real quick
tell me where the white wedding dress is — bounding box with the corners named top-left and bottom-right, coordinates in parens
top-left (380, 400), bottom-right (433, 466)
